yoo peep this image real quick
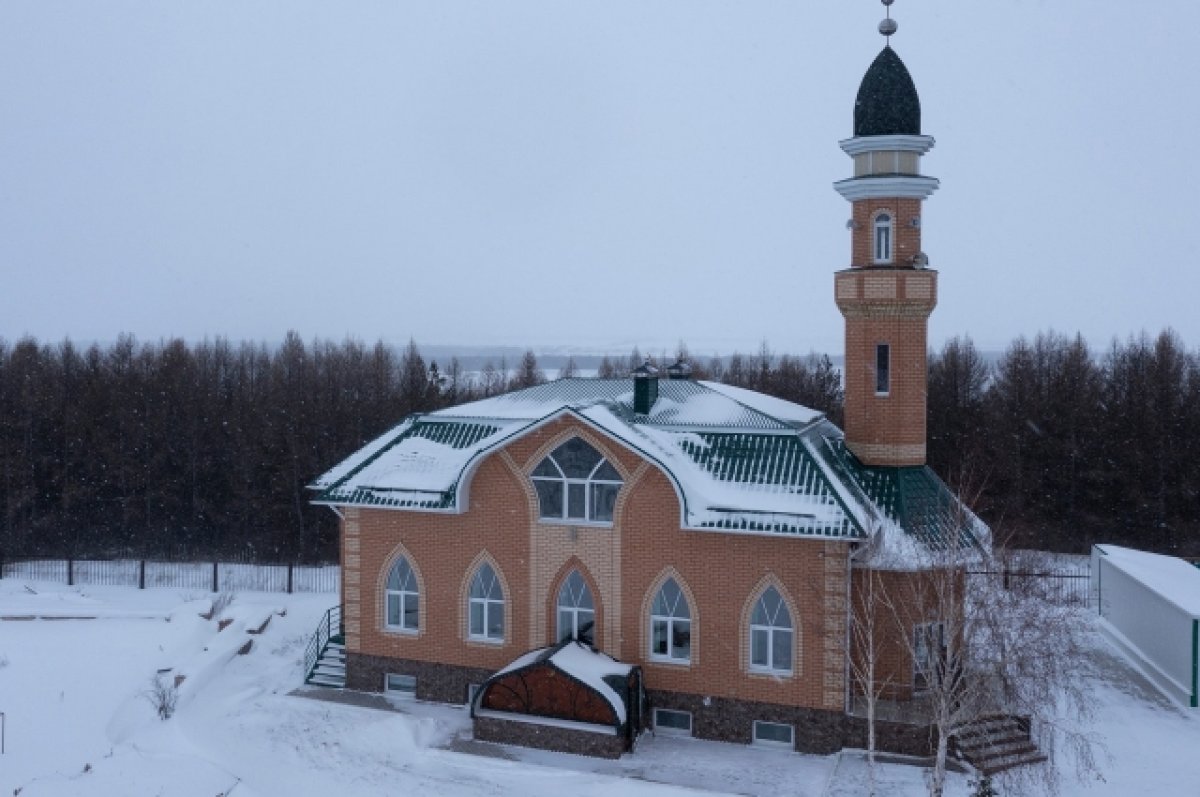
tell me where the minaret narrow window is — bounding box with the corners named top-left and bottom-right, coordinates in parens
top-left (873, 212), bottom-right (893, 264)
top-left (876, 343), bottom-right (891, 395)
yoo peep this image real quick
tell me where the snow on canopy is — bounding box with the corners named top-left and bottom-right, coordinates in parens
top-left (1095, 544), bottom-right (1200, 616)
top-left (310, 377), bottom-right (988, 556)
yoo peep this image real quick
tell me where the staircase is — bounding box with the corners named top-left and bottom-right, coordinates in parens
top-left (952, 714), bottom-right (1047, 776)
top-left (304, 605), bottom-right (346, 688)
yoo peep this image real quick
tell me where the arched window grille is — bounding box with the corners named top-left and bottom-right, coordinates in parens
top-left (650, 577), bottom-right (692, 662)
top-left (874, 212), bottom-right (893, 263)
top-left (385, 556), bottom-right (419, 632)
top-left (531, 438), bottom-right (623, 523)
top-left (749, 586), bottom-right (793, 673)
top-left (468, 562), bottom-right (505, 641)
top-left (556, 570), bottom-right (596, 644)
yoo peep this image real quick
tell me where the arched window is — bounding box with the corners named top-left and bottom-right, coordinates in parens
top-left (531, 438), bottom-right (623, 523)
top-left (873, 212), bottom-right (893, 264)
top-left (468, 562), bottom-right (505, 642)
top-left (650, 577), bottom-right (691, 662)
top-left (750, 586), bottom-right (793, 674)
top-left (557, 570), bottom-right (595, 644)
top-left (385, 556), bottom-right (419, 632)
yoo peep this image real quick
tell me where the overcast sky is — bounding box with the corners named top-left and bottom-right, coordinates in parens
top-left (1, 1), bottom-right (1196, 357)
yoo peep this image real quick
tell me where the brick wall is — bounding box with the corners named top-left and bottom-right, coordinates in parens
top-left (342, 415), bottom-right (853, 718)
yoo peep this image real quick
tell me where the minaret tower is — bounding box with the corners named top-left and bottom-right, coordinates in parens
top-left (834, 0), bottom-right (938, 468)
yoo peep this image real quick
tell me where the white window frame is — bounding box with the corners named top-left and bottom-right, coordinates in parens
top-left (653, 708), bottom-right (693, 736)
top-left (383, 672), bottom-right (417, 699)
top-left (749, 587), bottom-right (794, 676)
top-left (556, 569), bottom-right (596, 644)
top-left (752, 720), bottom-right (795, 748)
top-left (531, 439), bottom-right (623, 525)
top-left (650, 578), bottom-right (692, 664)
top-left (873, 212), bottom-right (894, 264)
top-left (468, 563), bottom-right (506, 643)
top-left (384, 556), bottom-right (420, 633)
top-left (875, 343), bottom-right (891, 396)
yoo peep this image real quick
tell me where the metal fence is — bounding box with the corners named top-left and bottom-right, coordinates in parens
top-left (0, 555), bottom-right (339, 594)
top-left (967, 567), bottom-right (1092, 607)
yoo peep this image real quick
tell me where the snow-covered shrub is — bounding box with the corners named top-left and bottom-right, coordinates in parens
top-left (144, 673), bottom-right (178, 720)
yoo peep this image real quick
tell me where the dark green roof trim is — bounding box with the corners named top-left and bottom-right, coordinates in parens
top-left (816, 438), bottom-right (981, 551)
top-left (854, 46), bottom-right (921, 136)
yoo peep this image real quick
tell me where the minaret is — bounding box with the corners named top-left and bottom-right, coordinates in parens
top-left (834, 0), bottom-right (938, 468)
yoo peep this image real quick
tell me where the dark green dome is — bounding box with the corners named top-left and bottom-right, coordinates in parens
top-left (854, 46), bottom-right (921, 137)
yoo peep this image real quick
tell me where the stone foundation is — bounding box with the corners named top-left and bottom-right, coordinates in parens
top-left (648, 689), bottom-right (934, 757)
top-left (474, 715), bottom-right (627, 759)
top-left (346, 652), bottom-right (494, 704)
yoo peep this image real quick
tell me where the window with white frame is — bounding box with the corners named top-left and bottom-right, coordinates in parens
top-left (913, 621), bottom-right (946, 691)
top-left (650, 577), bottom-right (692, 663)
top-left (749, 586), bottom-right (793, 674)
top-left (557, 569), bottom-right (596, 644)
top-left (468, 562), bottom-right (505, 642)
top-left (875, 343), bottom-right (890, 395)
top-left (531, 438), bottom-right (623, 523)
top-left (873, 212), bottom-right (893, 264)
top-left (752, 720), bottom-right (794, 747)
top-left (384, 556), bottom-right (419, 632)
top-left (384, 673), bottom-right (417, 698)
top-left (653, 708), bottom-right (692, 735)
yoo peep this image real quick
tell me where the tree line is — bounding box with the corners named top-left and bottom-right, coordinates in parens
top-left (1, 329), bottom-right (1193, 560)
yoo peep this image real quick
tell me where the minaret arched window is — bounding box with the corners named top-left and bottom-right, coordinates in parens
top-left (873, 212), bottom-right (893, 264)
top-left (531, 438), bottom-right (623, 523)
top-left (557, 569), bottom-right (596, 644)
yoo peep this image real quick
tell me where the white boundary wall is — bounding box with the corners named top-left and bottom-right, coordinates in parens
top-left (1092, 544), bottom-right (1199, 707)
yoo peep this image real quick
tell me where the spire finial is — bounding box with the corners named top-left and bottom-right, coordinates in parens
top-left (879, 0), bottom-right (898, 40)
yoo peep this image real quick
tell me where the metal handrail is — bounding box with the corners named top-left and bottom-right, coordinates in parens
top-left (303, 605), bottom-right (343, 683)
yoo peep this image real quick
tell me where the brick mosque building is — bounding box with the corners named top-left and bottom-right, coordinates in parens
top-left (308, 6), bottom-right (989, 759)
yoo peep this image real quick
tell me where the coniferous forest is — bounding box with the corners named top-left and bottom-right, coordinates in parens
top-left (0, 329), bottom-right (1195, 561)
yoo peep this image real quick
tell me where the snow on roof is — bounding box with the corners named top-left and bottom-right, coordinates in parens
top-left (312, 377), bottom-right (988, 552)
top-left (487, 641), bottom-right (633, 724)
top-left (698, 380), bottom-right (824, 427)
top-left (1096, 545), bottom-right (1200, 616)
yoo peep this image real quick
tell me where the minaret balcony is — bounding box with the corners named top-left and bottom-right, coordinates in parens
top-left (835, 267), bottom-right (937, 318)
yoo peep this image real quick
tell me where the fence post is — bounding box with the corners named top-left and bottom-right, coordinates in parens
top-left (68, 558), bottom-right (74, 587)
top-left (287, 563), bottom-right (294, 595)
top-left (212, 561), bottom-right (219, 593)
top-left (139, 560), bottom-right (146, 590)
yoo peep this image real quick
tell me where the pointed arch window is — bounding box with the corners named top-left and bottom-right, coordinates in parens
top-left (749, 586), bottom-right (793, 674)
top-left (385, 556), bottom-right (419, 632)
top-left (531, 438), bottom-right (623, 523)
top-left (874, 212), bottom-right (893, 264)
top-left (650, 578), bottom-right (692, 663)
top-left (468, 563), bottom-right (505, 642)
top-left (557, 570), bottom-right (595, 644)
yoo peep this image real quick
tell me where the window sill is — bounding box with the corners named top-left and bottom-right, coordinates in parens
top-left (467, 636), bottom-right (506, 646)
top-left (383, 626), bottom-right (420, 637)
top-left (648, 655), bottom-right (692, 668)
top-left (748, 666), bottom-right (794, 679)
top-left (874, 392), bottom-right (890, 398)
top-left (536, 518), bottom-right (614, 529)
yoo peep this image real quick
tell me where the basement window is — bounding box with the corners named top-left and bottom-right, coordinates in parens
top-left (875, 344), bottom-right (891, 395)
top-left (654, 708), bottom-right (693, 736)
top-left (384, 673), bottom-right (417, 699)
top-left (753, 720), bottom-right (795, 748)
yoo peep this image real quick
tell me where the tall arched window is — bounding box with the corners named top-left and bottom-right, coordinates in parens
top-left (468, 562), bottom-right (505, 642)
top-left (531, 438), bottom-right (623, 523)
top-left (385, 556), bottom-right (419, 632)
top-left (749, 586), bottom-right (793, 674)
top-left (557, 570), bottom-right (595, 644)
top-left (873, 212), bottom-right (893, 264)
top-left (650, 577), bottom-right (691, 663)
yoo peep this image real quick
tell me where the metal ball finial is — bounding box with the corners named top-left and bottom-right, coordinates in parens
top-left (879, 0), bottom-right (897, 39)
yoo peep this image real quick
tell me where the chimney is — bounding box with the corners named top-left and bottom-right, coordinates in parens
top-left (666, 358), bottom-right (692, 380)
top-left (632, 359), bottom-right (659, 414)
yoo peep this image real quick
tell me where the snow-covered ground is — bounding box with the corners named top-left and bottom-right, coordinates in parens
top-left (1, 580), bottom-right (1198, 796)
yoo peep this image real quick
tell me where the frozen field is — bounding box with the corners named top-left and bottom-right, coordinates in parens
top-left (1, 580), bottom-right (1198, 796)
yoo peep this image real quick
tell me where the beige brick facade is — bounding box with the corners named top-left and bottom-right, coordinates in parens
top-left (344, 414), bottom-right (854, 713)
